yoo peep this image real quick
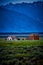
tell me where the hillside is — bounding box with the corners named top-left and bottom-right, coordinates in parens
top-left (0, 1), bottom-right (43, 32)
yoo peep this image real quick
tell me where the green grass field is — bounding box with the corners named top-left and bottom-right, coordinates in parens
top-left (0, 40), bottom-right (43, 65)
top-left (0, 40), bottom-right (43, 46)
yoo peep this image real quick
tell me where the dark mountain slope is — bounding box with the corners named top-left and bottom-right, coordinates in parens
top-left (0, 1), bottom-right (43, 32)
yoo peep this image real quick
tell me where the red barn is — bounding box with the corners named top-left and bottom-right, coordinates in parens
top-left (29, 34), bottom-right (39, 40)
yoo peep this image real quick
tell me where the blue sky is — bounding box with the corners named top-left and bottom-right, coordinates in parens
top-left (0, 0), bottom-right (43, 5)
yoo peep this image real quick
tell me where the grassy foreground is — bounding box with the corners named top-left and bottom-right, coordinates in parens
top-left (0, 40), bottom-right (43, 65)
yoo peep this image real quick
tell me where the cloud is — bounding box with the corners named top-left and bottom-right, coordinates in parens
top-left (0, 0), bottom-right (43, 5)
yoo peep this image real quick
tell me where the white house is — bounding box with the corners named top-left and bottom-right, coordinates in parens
top-left (7, 36), bottom-right (12, 41)
top-left (7, 36), bottom-right (17, 41)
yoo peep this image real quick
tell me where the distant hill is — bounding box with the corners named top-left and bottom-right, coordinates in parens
top-left (0, 1), bottom-right (43, 32)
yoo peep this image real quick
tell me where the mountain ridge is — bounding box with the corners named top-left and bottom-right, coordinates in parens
top-left (0, 1), bottom-right (43, 7)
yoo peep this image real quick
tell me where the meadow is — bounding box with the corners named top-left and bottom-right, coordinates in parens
top-left (0, 40), bottom-right (43, 65)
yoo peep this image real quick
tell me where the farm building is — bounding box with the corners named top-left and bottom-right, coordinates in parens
top-left (11, 36), bottom-right (17, 40)
top-left (7, 36), bottom-right (12, 40)
top-left (28, 34), bottom-right (39, 40)
top-left (7, 36), bottom-right (17, 41)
